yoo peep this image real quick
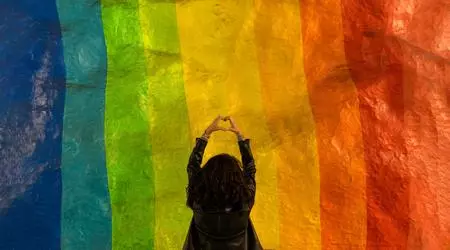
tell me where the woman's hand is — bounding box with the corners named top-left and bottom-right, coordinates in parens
top-left (203, 115), bottom-right (228, 138)
top-left (202, 115), bottom-right (244, 140)
top-left (223, 116), bottom-right (243, 138)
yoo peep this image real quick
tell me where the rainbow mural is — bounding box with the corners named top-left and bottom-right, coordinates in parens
top-left (1, 0), bottom-right (449, 249)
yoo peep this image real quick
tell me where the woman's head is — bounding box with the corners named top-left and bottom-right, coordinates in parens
top-left (187, 153), bottom-right (251, 209)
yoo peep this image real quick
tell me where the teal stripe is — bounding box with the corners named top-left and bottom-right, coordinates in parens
top-left (56, 1), bottom-right (112, 249)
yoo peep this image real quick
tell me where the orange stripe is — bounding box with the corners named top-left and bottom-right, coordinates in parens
top-left (254, 0), bottom-right (321, 248)
top-left (300, 0), bottom-right (367, 249)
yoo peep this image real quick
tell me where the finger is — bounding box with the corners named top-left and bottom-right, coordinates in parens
top-left (224, 116), bottom-right (234, 125)
top-left (213, 127), bottom-right (228, 131)
top-left (229, 117), bottom-right (238, 128)
top-left (226, 127), bottom-right (237, 133)
top-left (211, 116), bottom-right (222, 125)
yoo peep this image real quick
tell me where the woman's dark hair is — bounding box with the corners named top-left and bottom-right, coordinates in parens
top-left (187, 153), bottom-right (252, 210)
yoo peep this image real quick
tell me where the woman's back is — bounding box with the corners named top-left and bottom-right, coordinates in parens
top-left (185, 207), bottom-right (261, 250)
top-left (183, 116), bottom-right (262, 250)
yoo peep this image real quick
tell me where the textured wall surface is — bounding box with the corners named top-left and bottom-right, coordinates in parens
top-left (0, 0), bottom-right (449, 249)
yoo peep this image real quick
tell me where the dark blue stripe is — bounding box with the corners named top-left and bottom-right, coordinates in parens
top-left (0, 1), bottom-right (66, 249)
top-left (56, 0), bottom-right (112, 248)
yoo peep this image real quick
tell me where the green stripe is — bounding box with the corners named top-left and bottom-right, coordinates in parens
top-left (138, 2), bottom-right (191, 249)
top-left (101, 1), bottom-right (154, 249)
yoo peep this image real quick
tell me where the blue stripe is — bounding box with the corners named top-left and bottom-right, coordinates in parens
top-left (0, 1), bottom-right (66, 249)
top-left (55, 0), bottom-right (112, 249)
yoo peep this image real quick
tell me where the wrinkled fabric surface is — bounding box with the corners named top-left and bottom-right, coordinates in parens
top-left (0, 0), bottom-right (449, 249)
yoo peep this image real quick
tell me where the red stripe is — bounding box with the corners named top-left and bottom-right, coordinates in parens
top-left (340, 0), bottom-right (410, 248)
top-left (402, 43), bottom-right (448, 249)
top-left (393, 0), bottom-right (450, 248)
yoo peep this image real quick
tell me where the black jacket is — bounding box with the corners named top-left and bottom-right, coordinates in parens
top-left (183, 137), bottom-right (263, 250)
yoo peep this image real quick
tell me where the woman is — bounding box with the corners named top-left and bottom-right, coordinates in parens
top-left (183, 115), bottom-right (263, 250)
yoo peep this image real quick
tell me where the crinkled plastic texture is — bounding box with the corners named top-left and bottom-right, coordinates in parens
top-left (0, 0), bottom-right (449, 249)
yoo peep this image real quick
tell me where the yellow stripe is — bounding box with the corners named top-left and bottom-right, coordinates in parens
top-left (139, 1), bottom-right (193, 249)
top-left (176, 1), bottom-right (280, 248)
top-left (253, 0), bottom-right (321, 248)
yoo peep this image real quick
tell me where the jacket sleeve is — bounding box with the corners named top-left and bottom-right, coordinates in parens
top-left (238, 138), bottom-right (256, 203)
top-left (187, 137), bottom-right (208, 181)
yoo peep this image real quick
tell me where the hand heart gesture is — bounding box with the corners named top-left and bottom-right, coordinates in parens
top-left (222, 116), bottom-right (242, 136)
top-left (204, 115), bottom-right (228, 134)
top-left (203, 115), bottom-right (243, 138)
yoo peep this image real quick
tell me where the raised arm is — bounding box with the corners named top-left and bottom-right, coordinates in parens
top-left (238, 137), bottom-right (256, 207)
top-left (239, 138), bottom-right (256, 179)
top-left (187, 115), bottom-right (227, 181)
top-left (187, 137), bottom-right (208, 180)
top-left (224, 116), bottom-right (257, 207)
